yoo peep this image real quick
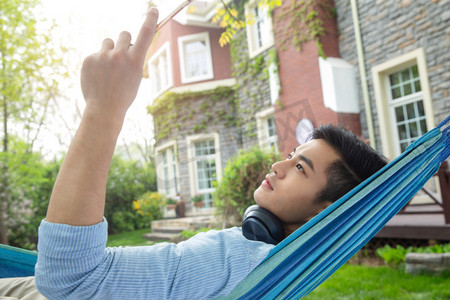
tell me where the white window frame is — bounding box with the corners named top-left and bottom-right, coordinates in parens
top-left (148, 42), bottom-right (173, 99)
top-left (155, 141), bottom-right (179, 197)
top-left (245, 0), bottom-right (275, 58)
top-left (178, 32), bottom-right (214, 84)
top-left (256, 107), bottom-right (278, 151)
top-left (186, 133), bottom-right (222, 208)
top-left (372, 48), bottom-right (435, 159)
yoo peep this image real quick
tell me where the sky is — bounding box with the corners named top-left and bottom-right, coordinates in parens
top-left (35, 0), bottom-right (172, 159)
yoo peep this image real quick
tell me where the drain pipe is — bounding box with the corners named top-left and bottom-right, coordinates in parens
top-left (350, 0), bottom-right (376, 148)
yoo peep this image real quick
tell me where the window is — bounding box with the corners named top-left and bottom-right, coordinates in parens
top-left (245, 0), bottom-right (275, 58)
top-left (148, 42), bottom-right (172, 98)
top-left (372, 48), bottom-right (435, 158)
top-left (388, 65), bottom-right (427, 153)
top-left (178, 32), bottom-right (214, 83)
top-left (256, 107), bottom-right (278, 151)
top-left (187, 133), bottom-right (222, 208)
top-left (155, 142), bottom-right (178, 197)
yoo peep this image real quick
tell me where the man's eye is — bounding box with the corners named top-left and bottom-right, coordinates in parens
top-left (296, 164), bottom-right (304, 172)
top-left (287, 153), bottom-right (293, 160)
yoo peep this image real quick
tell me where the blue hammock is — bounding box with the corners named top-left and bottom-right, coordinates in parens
top-left (223, 115), bottom-right (450, 300)
top-left (0, 244), bottom-right (37, 278)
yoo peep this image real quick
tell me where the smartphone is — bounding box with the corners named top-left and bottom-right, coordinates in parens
top-left (156, 0), bottom-right (193, 31)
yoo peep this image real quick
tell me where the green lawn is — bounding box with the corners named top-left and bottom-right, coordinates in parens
top-left (305, 264), bottom-right (450, 300)
top-left (108, 229), bottom-right (450, 299)
top-left (106, 228), bottom-right (152, 247)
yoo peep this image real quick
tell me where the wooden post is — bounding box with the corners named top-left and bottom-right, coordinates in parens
top-left (438, 161), bottom-right (450, 224)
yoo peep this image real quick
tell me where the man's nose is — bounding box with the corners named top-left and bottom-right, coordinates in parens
top-left (271, 160), bottom-right (287, 178)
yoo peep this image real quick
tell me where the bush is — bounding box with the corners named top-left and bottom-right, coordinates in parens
top-left (376, 242), bottom-right (450, 267)
top-left (132, 192), bottom-right (165, 228)
top-left (213, 146), bottom-right (280, 226)
top-left (105, 155), bottom-right (157, 234)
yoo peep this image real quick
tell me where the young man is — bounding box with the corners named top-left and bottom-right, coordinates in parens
top-left (31, 7), bottom-right (387, 300)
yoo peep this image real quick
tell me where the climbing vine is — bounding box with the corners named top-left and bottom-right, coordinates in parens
top-left (147, 86), bottom-right (236, 142)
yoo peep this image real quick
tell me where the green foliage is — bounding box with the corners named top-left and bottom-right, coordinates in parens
top-left (190, 194), bottom-right (204, 203)
top-left (105, 155), bottom-right (157, 234)
top-left (0, 0), bottom-right (68, 244)
top-left (376, 243), bottom-right (450, 268)
top-left (131, 191), bottom-right (165, 231)
top-left (214, 146), bottom-right (281, 224)
top-left (147, 86), bottom-right (236, 142)
top-left (1, 137), bottom-right (61, 249)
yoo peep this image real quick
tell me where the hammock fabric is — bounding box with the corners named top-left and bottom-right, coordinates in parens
top-left (0, 244), bottom-right (37, 278)
top-left (223, 115), bottom-right (450, 300)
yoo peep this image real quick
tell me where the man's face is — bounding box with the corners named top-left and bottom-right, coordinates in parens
top-left (254, 139), bottom-right (341, 228)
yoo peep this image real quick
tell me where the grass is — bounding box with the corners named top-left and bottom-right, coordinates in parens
top-left (305, 264), bottom-right (450, 300)
top-left (106, 228), bottom-right (152, 247)
top-left (108, 229), bottom-right (450, 299)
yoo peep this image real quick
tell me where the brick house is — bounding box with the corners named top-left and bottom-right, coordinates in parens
top-left (146, 0), bottom-right (449, 214)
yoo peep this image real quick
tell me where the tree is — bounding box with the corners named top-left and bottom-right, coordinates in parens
top-left (0, 0), bottom-right (67, 244)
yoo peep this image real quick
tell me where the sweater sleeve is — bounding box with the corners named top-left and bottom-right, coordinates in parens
top-left (35, 218), bottom-right (273, 300)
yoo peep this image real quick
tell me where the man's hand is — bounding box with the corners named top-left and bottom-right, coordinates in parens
top-left (45, 8), bottom-right (158, 226)
top-left (81, 8), bottom-right (159, 122)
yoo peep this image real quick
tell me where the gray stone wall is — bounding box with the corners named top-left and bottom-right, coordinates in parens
top-left (335, 0), bottom-right (450, 152)
top-left (230, 30), bottom-right (276, 150)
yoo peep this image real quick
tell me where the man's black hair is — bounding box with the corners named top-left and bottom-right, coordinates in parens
top-left (312, 124), bottom-right (388, 204)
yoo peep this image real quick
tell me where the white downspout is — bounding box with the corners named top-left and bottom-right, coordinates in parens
top-left (350, 0), bottom-right (376, 148)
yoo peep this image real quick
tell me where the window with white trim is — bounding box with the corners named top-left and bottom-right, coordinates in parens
top-left (187, 134), bottom-right (222, 208)
top-left (388, 65), bottom-right (427, 153)
top-left (256, 107), bottom-right (278, 151)
top-left (372, 48), bottom-right (435, 159)
top-left (245, 0), bottom-right (275, 58)
top-left (178, 32), bottom-right (214, 83)
top-left (148, 42), bottom-right (172, 98)
top-left (155, 143), bottom-right (178, 197)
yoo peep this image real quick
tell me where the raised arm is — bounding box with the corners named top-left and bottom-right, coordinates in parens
top-left (45, 8), bottom-right (158, 226)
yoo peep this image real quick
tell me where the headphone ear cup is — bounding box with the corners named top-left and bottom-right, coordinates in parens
top-left (242, 205), bottom-right (285, 245)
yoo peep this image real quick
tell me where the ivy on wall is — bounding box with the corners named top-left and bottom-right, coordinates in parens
top-left (147, 86), bottom-right (236, 142)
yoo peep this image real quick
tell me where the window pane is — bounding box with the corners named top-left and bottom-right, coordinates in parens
top-left (403, 83), bottom-right (412, 96)
top-left (398, 124), bottom-right (407, 140)
top-left (412, 65), bottom-right (419, 77)
top-left (184, 39), bottom-right (208, 78)
top-left (420, 119), bottom-right (427, 134)
top-left (417, 101), bottom-right (425, 116)
top-left (409, 121), bottom-right (418, 137)
top-left (391, 87), bottom-right (401, 99)
top-left (414, 80), bottom-right (421, 92)
top-left (401, 69), bottom-right (410, 81)
top-left (406, 103), bottom-right (416, 119)
top-left (400, 142), bottom-right (408, 152)
top-left (395, 106), bottom-right (405, 122)
top-left (389, 73), bottom-right (400, 85)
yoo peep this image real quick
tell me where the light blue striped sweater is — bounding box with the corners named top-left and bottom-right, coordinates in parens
top-left (35, 218), bottom-right (273, 300)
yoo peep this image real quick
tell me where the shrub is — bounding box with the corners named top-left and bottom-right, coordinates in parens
top-left (132, 192), bottom-right (165, 227)
top-left (376, 242), bottom-right (450, 267)
top-left (213, 146), bottom-right (280, 226)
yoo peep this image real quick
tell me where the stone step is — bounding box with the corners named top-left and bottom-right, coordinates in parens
top-left (152, 226), bottom-right (187, 234)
